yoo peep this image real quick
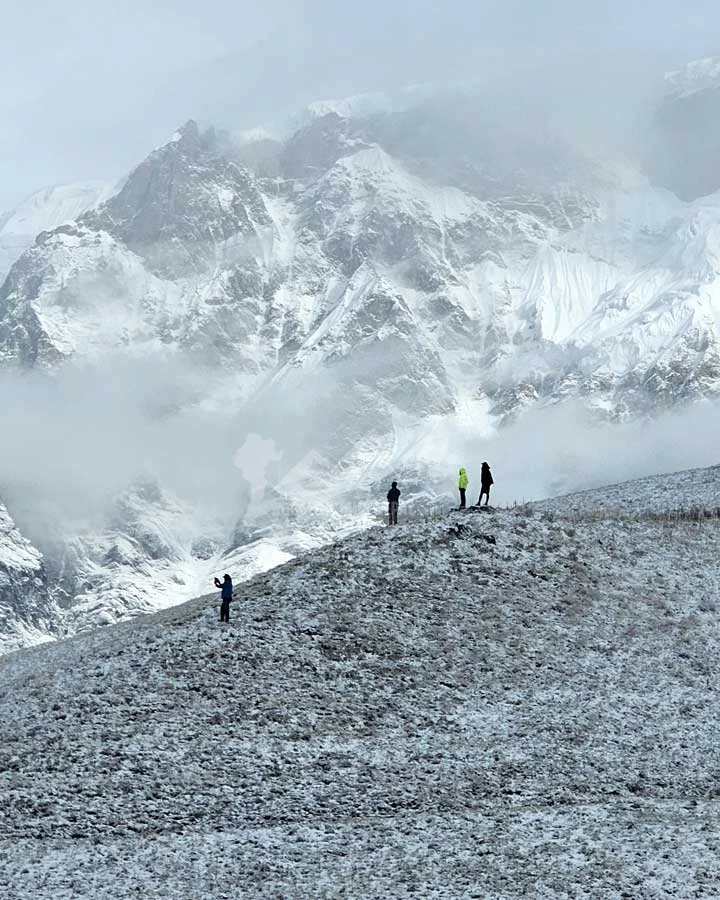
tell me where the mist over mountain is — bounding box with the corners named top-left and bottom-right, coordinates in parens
top-left (3, 59), bottom-right (720, 649)
top-left (640, 58), bottom-right (720, 202)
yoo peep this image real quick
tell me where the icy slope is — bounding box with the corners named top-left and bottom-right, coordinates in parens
top-left (1, 507), bottom-right (720, 898)
top-left (0, 181), bottom-right (114, 283)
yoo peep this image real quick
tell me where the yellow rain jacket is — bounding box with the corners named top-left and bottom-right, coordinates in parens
top-left (458, 468), bottom-right (469, 489)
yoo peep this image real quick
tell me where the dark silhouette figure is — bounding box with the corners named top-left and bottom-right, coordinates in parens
top-left (478, 462), bottom-right (494, 507)
top-left (458, 467), bottom-right (468, 509)
top-left (214, 573), bottom-right (233, 623)
top-left (386, 481), bottom-right (400, 525)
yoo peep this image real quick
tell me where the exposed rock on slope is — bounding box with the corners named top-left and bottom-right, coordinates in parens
top-left (84, 121), bottom-right (272, 277)
top-left (3, 102), bottom-right (720, 414)
top-left (0, 181), bottom-right (113, 283)
top-left (0, 501), bottom-right (56, 654)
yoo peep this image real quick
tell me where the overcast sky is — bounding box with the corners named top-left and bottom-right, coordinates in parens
top-left (1, 0), bottom-right (719, 209)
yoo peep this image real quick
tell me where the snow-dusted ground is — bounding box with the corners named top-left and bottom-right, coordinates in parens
top-left (538, 463), bottom-right (720, 516)
top-left (2, 471), bottom-right (720, 897)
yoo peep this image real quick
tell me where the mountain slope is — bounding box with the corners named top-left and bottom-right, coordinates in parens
top-left (1, 472), bottom-right (720, 897)
top-left (3, 109), bottom-right (719, 412)
top-left (0, 501), bottom-right (56, 654)
top-left (4, 68), bottom-right (720, 647)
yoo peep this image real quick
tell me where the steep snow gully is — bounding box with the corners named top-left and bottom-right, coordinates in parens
top-left (2, 470), bottom-right (720, 897)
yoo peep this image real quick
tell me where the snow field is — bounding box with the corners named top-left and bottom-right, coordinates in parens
top-left (1, 505), bottom-right (720, 897)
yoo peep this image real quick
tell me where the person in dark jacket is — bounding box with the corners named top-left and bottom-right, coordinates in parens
top-left (386, 481), bottom-right (400, 525)
top-left (214, 573), bottom-right (233, 623)
top-left (478, 462), bottom-right (494, 507)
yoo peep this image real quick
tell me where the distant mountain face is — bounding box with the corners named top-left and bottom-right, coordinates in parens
top-left (0, 501), bottom-right (56, 655)
top-left (3, 65), bottom-right (720, 650)
top-left (0, 182), bottom-right (114, 284)
top-left (3, 107), bottom-right (719, 414)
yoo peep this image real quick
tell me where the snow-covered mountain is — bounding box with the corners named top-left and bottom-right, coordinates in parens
top-left (2, 468), bottom-right (720, 897)
top-left (3, 66), bottom-right (720, 650)
top-left (0, 501), bottom-right (56, 655)
top-left (0, 181), bottom-right (115, 284)
top-left (665, 56), bottom-right (720, 99)
top-left (3, 114), bottom-right (718, 412)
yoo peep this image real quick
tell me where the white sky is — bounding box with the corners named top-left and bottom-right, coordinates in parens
top-left (1, 0), bottom-right (719, 209)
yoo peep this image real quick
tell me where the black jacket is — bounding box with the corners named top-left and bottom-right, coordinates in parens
top-left (481, 467), bottom-right (494, 489)
top-left (387, 487), bottom-right (401, 502)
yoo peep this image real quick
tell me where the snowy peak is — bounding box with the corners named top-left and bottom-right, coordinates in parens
top-left (665, 57), bottom-right (720, 99)
top-left (0, 182), bottom-right (114, 282)
top-left (280, 112), bottom-right (369, 180)
top-left (297, 84), bottom-right (440, 125)
top-left (1, 182), bottom-right (114, 239)
top-left (0, 501), bottom-right (57, 654)
top-left (83, 121), bottom-right (272, 275)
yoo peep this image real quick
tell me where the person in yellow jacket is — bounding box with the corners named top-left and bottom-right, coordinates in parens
top-left (458, 467), bottom-right (468, 509)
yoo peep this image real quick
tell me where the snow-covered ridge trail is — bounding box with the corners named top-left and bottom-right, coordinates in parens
top-left (1, 507), bottom-right (719, 898)
top-left (537, 462), bottom-right (720, 516)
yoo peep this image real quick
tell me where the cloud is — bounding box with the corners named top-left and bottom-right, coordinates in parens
top-left (0, 355), bottom-right (245, 530)
top-left (2, 0), bottom-right (720, 208)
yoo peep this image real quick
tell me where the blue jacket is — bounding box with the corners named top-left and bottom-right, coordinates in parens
top-left (221, 579), bottom-right (233, 600)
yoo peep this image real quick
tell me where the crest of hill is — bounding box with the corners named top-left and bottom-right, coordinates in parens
top-left (536, 462), bottom-right (720, 517)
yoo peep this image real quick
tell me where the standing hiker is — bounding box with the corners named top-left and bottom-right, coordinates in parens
top-left (386, 481), bottom-right (400, 526)
top-left (458, 467), bottom-right (468, 509)
top-left (478, 462), bottom-right (494, 507)
top-left (214, 573), bottom-right (233, 623)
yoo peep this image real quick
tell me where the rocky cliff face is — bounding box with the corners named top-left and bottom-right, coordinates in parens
top-left (0, 502), bottom-right (57, 654)
top-left (84, 121), bottom-right (272, 277)
top-left (3, 107), bottom-right (716, 416)
top-left (0, 182), bottom-right (113, 285)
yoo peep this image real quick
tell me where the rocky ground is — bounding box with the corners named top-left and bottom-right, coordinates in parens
top-left (1, 481), bottom-right (720, 897)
